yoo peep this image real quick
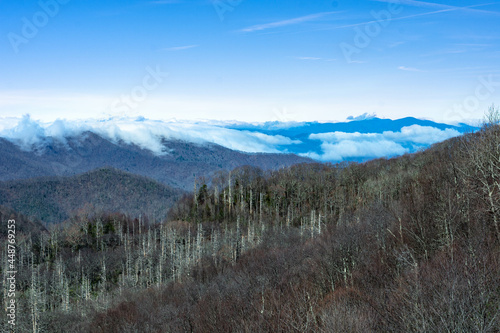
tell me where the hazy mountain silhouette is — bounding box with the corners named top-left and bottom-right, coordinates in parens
top-left (0, 131), bottom-right (312, 190)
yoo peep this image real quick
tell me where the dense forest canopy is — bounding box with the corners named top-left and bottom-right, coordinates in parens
top-left (1, 107), bottom-right (499, 332)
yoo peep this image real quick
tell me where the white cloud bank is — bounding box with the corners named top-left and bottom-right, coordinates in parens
top-left (304, 125), bottom-right (461, 161)
top-left (0, 115), bottom-right (300, 155)
top-left (304, 140), bottom-right (407, 162)
top-left (0, 116), bottom-right (464, 162)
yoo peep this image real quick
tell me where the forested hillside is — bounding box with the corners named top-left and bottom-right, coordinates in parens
top-left (1, 112), bottom-right (499, 332)
top-left (0, 206), bottom-right (46, 236)
top-left (0, 167), bottom-right (184, 224)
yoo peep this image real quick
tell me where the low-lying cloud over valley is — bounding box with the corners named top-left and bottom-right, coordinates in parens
top-left (0, 115), bottom-right (470, 162)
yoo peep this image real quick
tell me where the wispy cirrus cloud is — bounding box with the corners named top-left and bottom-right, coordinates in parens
top-left (163, 45), bottom-right (199, 51)
top-left (330, 2), bottom-right (500, 31)
top-left (370, 0), bottom-right (500, 15)
top-left (420, 49), bottom-right (466, 57)
top-left (389, 41), bottom-right (406, 48)
top-left (148, 0), bottom-right (183, 4)
top-left (239, 11), bottom-right (340, 33)
top-left (295, 56), bottom-right (322, 60)
top-left (294, 56), bottom-right (337, 62)
top-left (398, 65), bottom-right (425, 72)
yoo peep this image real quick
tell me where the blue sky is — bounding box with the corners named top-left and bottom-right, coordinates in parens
top-left (1, 0), bottom-right (499, 123)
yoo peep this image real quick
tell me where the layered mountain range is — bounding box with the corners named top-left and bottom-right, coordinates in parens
top-left (0, 131), bottom-right (311, 190)
top-left (0, 116), bottom-right (474, 224)
top-left (0, 131), bottom-right (311, 223)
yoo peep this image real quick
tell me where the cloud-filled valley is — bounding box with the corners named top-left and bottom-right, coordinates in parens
top-left (0, 115), bottom-right (471, 162)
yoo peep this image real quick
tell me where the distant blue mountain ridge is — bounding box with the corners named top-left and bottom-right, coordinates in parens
top-left (224, 117), bottom-right (476, 161)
